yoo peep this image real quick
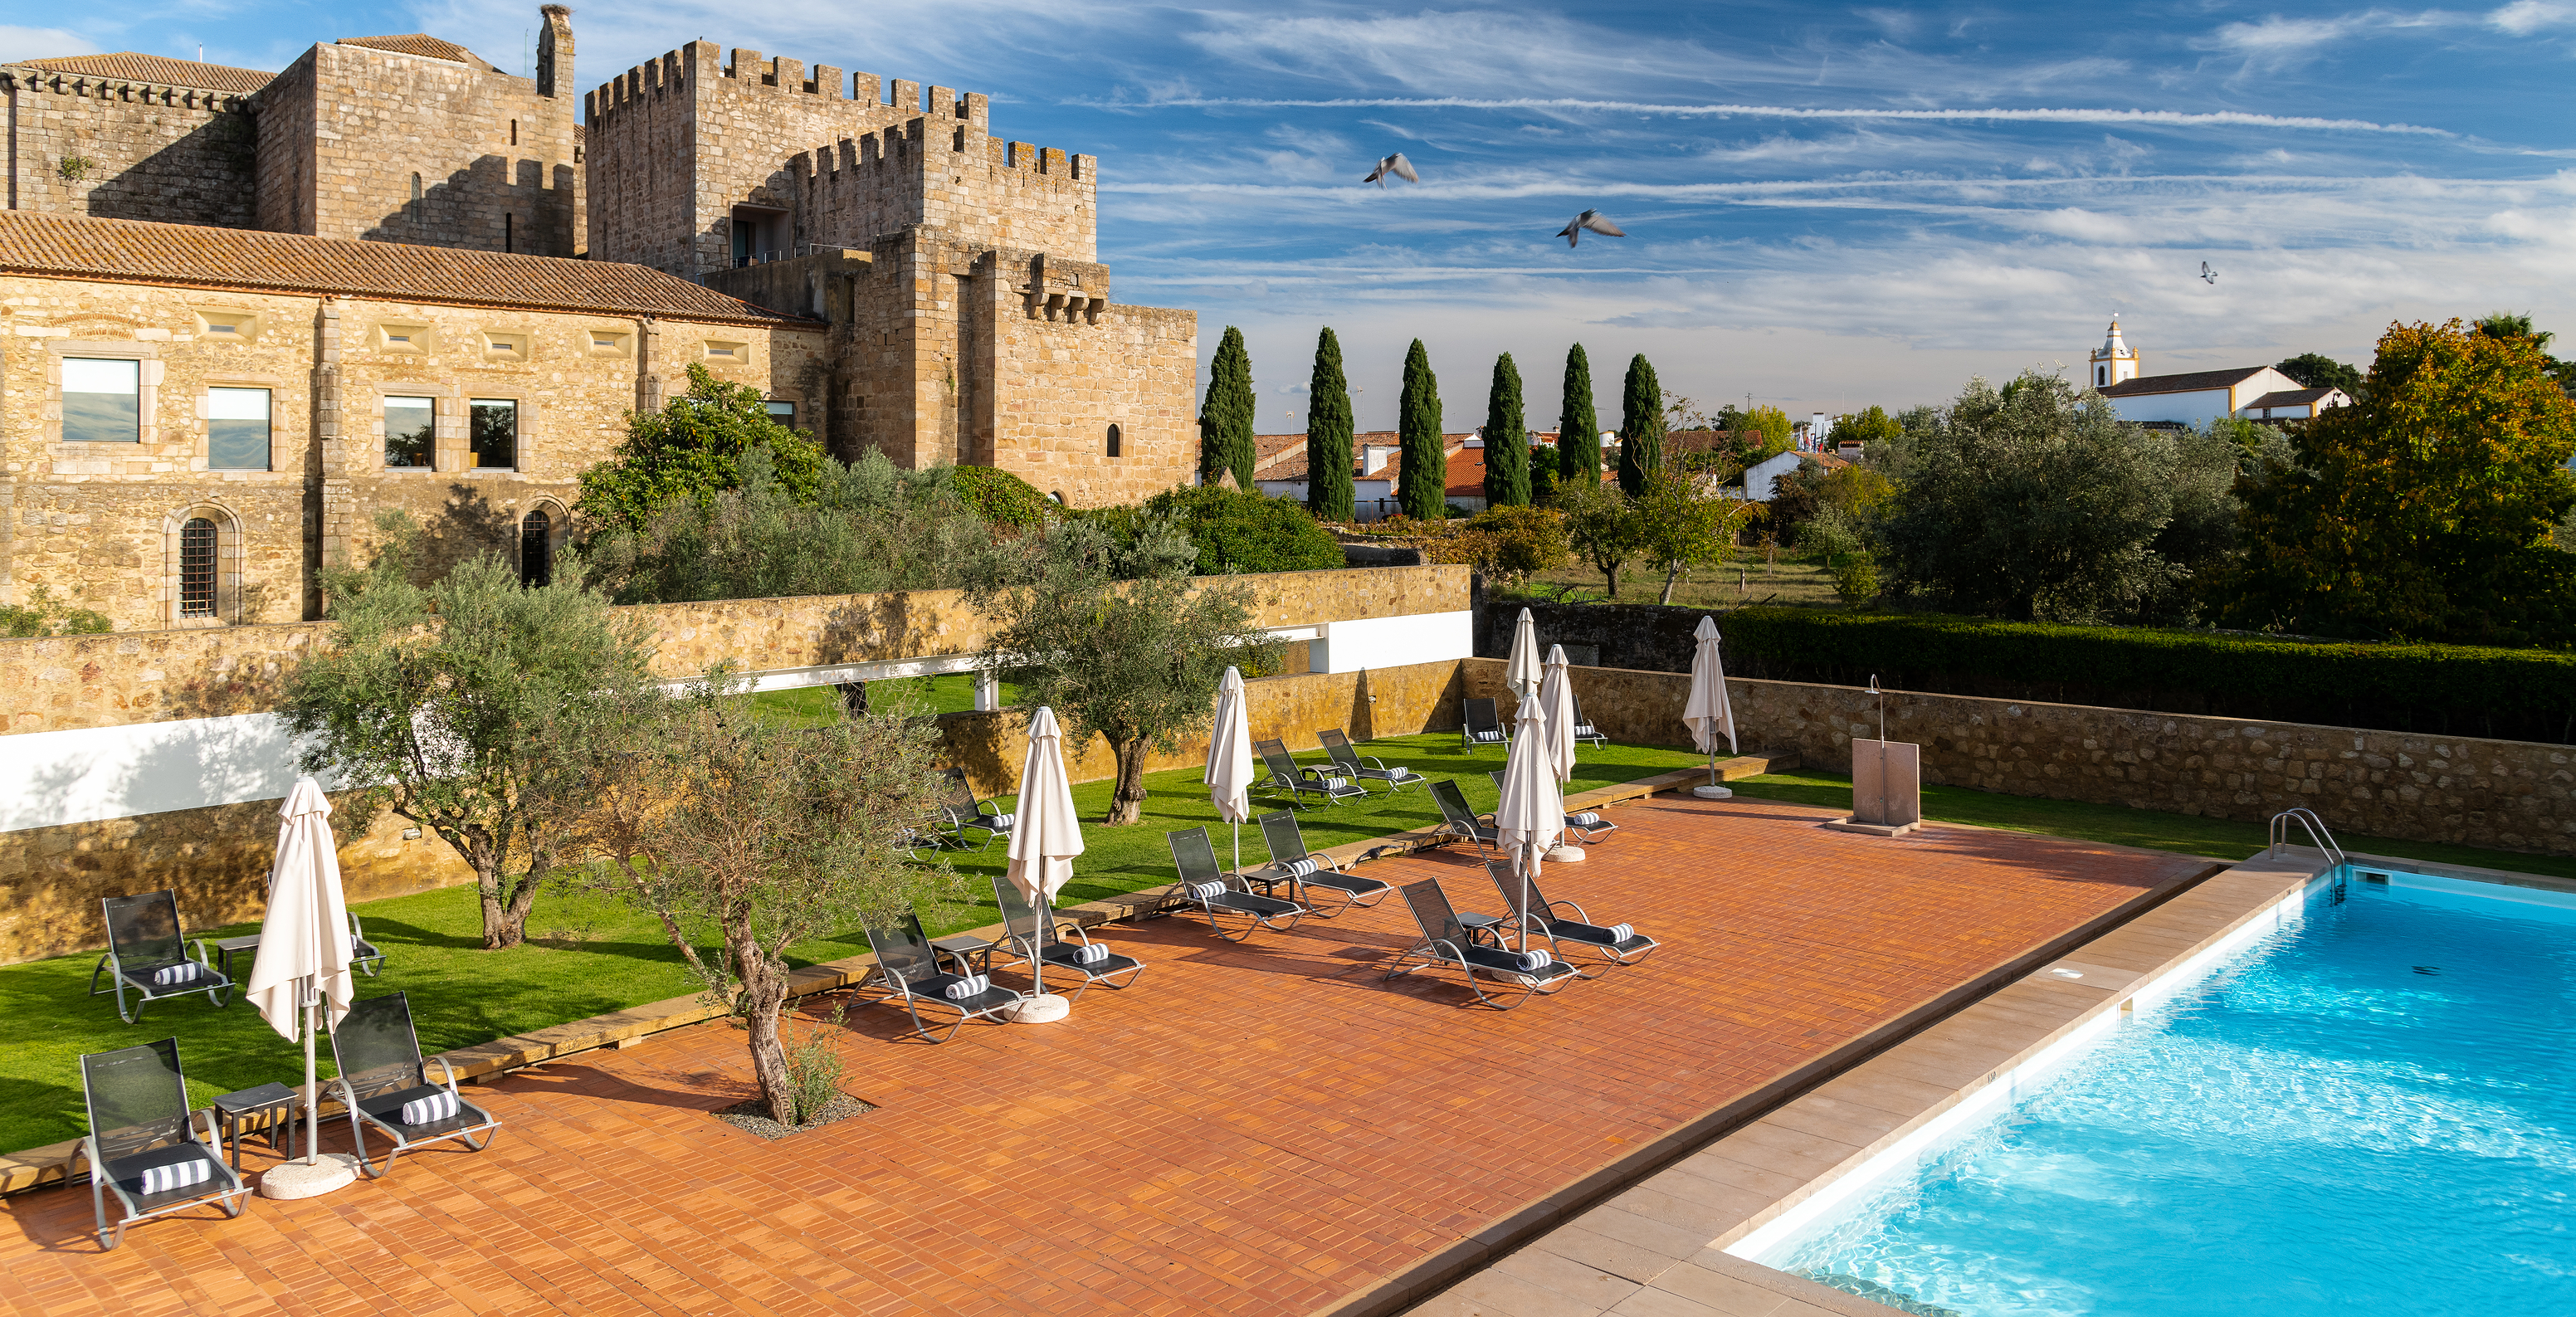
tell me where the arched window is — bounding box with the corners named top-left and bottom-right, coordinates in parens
top-left (411, 173), bottom-right (422, 202)
top-left (178, 519), bottom-right (217, 617)
top-left (520, 509), bottom-right (553, 588)
top-left (1105, 422), bottom-right (1122, 458)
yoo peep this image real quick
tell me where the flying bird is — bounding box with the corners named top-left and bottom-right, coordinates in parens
top-left (1558, 209), bottom-right (1627, 247)
top-left (2201, 261), bottom-right (2217, 285)
top-left (1363, 154), bottom-right (1419, 188)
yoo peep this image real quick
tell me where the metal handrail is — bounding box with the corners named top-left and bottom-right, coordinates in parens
top-left (2267, 807), bottom-right (2347, 868)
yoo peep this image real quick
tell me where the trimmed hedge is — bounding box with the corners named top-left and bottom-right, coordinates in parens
top-left (950, 466), bottom-right (1052, 529)
top-left (1487, 602), bottom-right (2576, 744)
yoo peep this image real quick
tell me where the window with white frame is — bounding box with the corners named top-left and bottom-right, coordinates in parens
top-left (385, 396), bottom-right (436, 469)
top-left (62, 358), bottom-right (141, 442)
top-left (207, 388), bottom-right (271, 470)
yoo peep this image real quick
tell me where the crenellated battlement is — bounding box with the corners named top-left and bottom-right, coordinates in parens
top-left (0, 68), bottom-right (256, 114)
top-left (583, 41), bottom-right (998, 134)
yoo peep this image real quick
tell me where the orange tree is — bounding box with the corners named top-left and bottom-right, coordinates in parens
top-left (2217, 319), bottom-right (2576, 646)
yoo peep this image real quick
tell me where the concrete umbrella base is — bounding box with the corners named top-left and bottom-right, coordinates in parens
top-left (1546, 845), bottom-right (1587, 863)
top-left (260, 1154), bottom-right (358, 1200)
top-left (1003, 993), bottom-right (1071, 1024)
top-left (1692, 784), bottom-right (1734, 799)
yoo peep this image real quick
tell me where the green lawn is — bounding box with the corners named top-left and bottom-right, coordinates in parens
top-left (1735, 768), bottom-right (2576, 880)
top-left (744, 674), bottom-right (1018, 726)
top-left (0, 731), bottom-right (1701, 1154)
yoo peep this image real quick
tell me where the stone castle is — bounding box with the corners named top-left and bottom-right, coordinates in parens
top-left (0, 7), bottom-right (1193, 630)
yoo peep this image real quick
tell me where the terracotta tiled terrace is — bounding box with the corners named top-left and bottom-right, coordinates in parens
top-left (0, 794), bottom-right (2213, 1316)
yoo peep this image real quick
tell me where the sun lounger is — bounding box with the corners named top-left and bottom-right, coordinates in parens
top-left (1567, 695), bottom-right (1609, 750)
top-left (331, 991), bottom-right (502, 1179)
top-left (88, 891), bottom-right (232, 1025)
top-left (1383, 880), bottom-right (1578, 1010)
top-left (1460, 697), bottom-right (1511, 750)
top-left (1163, 826), bottom-right (1307, 942)
top-left (78, 1037), bottom-right (250, 1250)
top-left (1245, 810), bottom-right (1391, 917)
top-left (1255, 737), bottom-right (1367, 808)
top-left (1485, 771), bottom-right (1621, 845)
top-left (991, 876), bottom-right (1144, 1002)
top-left (862, 910), bottom-right (1026, 1042)
top-left (1428, 778), bottom-right (1500, 856)
top-left (1484, 861), bottom-right (1659, 973)
top-left (938, 767), bottom-right (1017, 850)
top-left (1317, 728), bottom-right (1426, 795)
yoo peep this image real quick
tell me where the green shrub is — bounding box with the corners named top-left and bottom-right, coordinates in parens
top-left (1143, 485), bottom-right (1344, 575)
top-left (575, 363), bottom-right (828, 534)
top-left (950, 466), bottom-right (1053, 529)
top-left (1832, 554), bottom-right (1879, 604)
top-left (1, 585), bottom-right (112, 637)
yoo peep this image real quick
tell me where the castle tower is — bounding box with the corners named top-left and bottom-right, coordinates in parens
top-left (2090, 317), bottom-right (2139, 390)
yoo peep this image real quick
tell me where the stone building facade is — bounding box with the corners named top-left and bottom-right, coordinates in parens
top-left (0, 211), bottom-right (823, 630)
top-left (2, 7), bottom-right (1198, 560)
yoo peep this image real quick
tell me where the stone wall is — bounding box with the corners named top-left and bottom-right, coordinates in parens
top-left (256, 40), bottom-right (580, 257)
top-left (1461, 659), bottom-right (2576, 856)
top-left (0, 69), bottom-right (259, 228)
top-left (0, 271), bottom-right (828, 629)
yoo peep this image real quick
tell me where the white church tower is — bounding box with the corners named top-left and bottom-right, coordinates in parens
top-left (2089, 317), bottom-right (2139, 389)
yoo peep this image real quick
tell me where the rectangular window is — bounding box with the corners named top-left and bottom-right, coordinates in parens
top-left (385, 396), bottom-right (436, 469)
top-left (207, 388), bottom-right (271, 470)
top-left (764, 400), bottom-right (796, 427)
top-left (62, 357), bottom-right (141, 442)
top-left (470, 398), bottom-right (517, 470)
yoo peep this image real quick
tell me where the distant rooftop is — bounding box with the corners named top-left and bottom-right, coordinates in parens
top-left (12, 52), bottom-right (273, 94)
top-left (2100, 366), bottom-right (2272, 397)
top-left (337, 34), bottom-right (505, 74)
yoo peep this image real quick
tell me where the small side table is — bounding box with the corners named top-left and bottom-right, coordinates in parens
top-left (210, 1082), bottom-right (297, 1169)
top-left (930, 934), bottom-right (998, 977)
top-left (212, 935), bottom-right (262, 983)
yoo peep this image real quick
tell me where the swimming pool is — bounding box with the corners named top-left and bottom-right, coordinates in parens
top-left (1742, 865), bottom-right (2576, 1317)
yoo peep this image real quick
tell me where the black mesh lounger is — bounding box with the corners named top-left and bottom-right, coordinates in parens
top-left (990, 876), bottom-right (1144, 1002)
top-left (1316, 729), bottom-right (1426, 795)
top-left (1428, 779), bottom-right (1500, 856)
top-left (938, 767), bottom-right (1017, 850)
top-left (88, 891), bottom-right (232, 1025)
top-left (1567, 695), bottom-right (1609, 750)
top-left (862, 911), bottom-right (1025, 1042)
top-left (1246, 810), bottom-right (1391, 917)
top-left (1162, 827), bottom-right (1307, 942)
top-left (1383, 880), bottom-right (1578, 1010)
top-left (1254, 738), bottom-right (1367, 808)
top-left (347, 910), bottom-right (388, 978)
top-left (332, 991), bottom-right (501, 1178)
top-left (1485, 771), bottom-right (1620, 845)
top-left (79, 1037), bottom-right (249, 1251)
top-left (1460, 697), bottom-right (1511, 750)
top-left (1483, 860), bottom-right (1659, 974)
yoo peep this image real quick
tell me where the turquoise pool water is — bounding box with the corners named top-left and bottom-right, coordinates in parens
top-left (1770, 868), bottom-right (2576, 1317)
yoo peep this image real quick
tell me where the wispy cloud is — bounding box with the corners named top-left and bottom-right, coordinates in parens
top-left (1115, 96), bottom-right (2451, 135)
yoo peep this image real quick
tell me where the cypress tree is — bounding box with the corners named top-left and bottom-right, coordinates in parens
top-left (1617, 353), bottom-right (1665, 496)
top-left (1397, 339), bottom-right (1447, 519)
top-left (1305, 328), bottom-right (1356, 521)
top-left (1482, 353), bottom-right (1529, 507)
top-left (1199, 325), bottom-right (1257, 489)
top-left (1559, 344), bottom-right (1601, 488)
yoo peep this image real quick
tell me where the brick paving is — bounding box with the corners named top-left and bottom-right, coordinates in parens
top-left (0, 795), bottom-right (2208, 1316)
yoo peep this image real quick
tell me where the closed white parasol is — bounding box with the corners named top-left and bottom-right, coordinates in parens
top-left (1205, 666), bottom-right (1256, 873)
top-left (1491, 691), bottom-right (1566, 947)
top-left (244, 777), bottom-right (357, 1198)
top-left (1004, 706), bottom-right (1086, 1022)
top-left (1682, 616), bottom-right (1738, 799)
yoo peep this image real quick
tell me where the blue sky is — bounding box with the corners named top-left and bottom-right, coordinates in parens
top-left (10, 2), bottom-right (2574, 430)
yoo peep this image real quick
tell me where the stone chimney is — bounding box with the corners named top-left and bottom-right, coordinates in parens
top-left (537, 5), bottom-right (573, 98)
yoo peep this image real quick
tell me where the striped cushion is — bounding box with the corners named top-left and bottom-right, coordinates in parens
top-left (1188, 880), bottom-right (1227, 900)
top-left (1511, 949), bottom-right (1553, 972)
top-left (987, 813), bottom-right (1016, 829)
top-left (1071, 942), bottom-right (1110, 965)
top-left (1574, 724), bottom-right (1598, 736)
top-left (1608, 923), bottom-right (1634, 943)
top-left (1569, 812), bottom-right (1603, 826)
top-left (1473, 730), bottom-right (1504, 741)
top-left (149, 962), bottom-right (203, 987)
top-left (942, 974), bottom-right (990, 1001)
top-left (139, 1158), bottom-right (213, 1194)
top-left (1282, 858), bottom-right (1320, 878)
top-left (398, 1090), bottom-right (459, 1125)
top-left (1318, 777), bottom-right (1352, 791)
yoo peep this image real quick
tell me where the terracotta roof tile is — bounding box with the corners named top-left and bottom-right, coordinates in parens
top-left (337, 35), bottom-right (504, 73)
top-left (12, 52), bottom-right (272, 94)
top-left (0, 212), bottom-right (809, 328)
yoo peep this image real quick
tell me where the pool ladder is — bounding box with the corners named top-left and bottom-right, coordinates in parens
top-left (2268, 807), bottom-right (2349, 900)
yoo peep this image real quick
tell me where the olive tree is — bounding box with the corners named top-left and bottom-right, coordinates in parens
top-left (973, 521), bottom-right (1281, 825)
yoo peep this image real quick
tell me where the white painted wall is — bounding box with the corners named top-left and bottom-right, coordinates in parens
top-left (1742, 451), bottom-right (1804, 502)
top-left (2104, 387), bottom-right (2233, 425)
top-left (0, 714), bottom-right (333, 833)
top-left (1307, 610), bottom-right (1474, 675)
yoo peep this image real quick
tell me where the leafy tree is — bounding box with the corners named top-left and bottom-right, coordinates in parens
top-left (2476, 312), bottom-right (2576, 394)
top-left (1306, 328), bottom-right (1357, 521)
top-left (1398, 339), bottom-right (1447, 519)
top-left (973, 524), bottom-right (1281, 824)
top-left (583, 681), bottom-right (961, 1127)
top-left (1200, 326), bottom-right (1257, 490)
top-left (1739, 405), bottom-right (1795, 456)
top-left (2276, 352), bottom-right (2364, 399)
top-left (1832, 405), bottom-right (1905, 446)
top-left (1483, 353), bottom-right (1530, 506)
top-left (284, 511), bottom-right (658, 949)
top-left (1528, 446), bottom-right (1562, 505)
top-left (1635, 470), bottom-right (1746, 604)
top-left (0, 584), bottom-right (110, 637)
top-left (1557, 479), bottom-right (1646, 598)
top-left (1875, 372), bottom-right (2188, 623)
top-left (1420, 505), bottom-right (1569, 584)
top-left (2217, 319), bottom-right (2576, 645)
top-left (576, 363), bottom-right (828, 535)
top-left (950, 466), bottom-right (1052, 528)
top-left (582, 448), bottom-right (998, 604)
top-left (1559, 344), bottom-right (1602, 487)
top-left (1140, 484), bottom-right (1341, 574)
top-left (1617, 354), bottom-right (1666, 496)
